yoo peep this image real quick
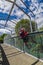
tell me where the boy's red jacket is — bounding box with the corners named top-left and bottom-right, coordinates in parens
top-left (19, 30), bottom-right (28, 38)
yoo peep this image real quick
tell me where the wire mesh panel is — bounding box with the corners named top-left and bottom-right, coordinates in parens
top-left (14, 33), bottom-right (43, 59)
top-left (0, 0), bottom-right (43, 61)
top-left (15, 37), bottom-right (24, 50)
top-left (24, 34), bottom-right (42, 58)
top-left (4, 34), bottom-right (15, 46)
top-left (4, 31), bottom-right (43, 60)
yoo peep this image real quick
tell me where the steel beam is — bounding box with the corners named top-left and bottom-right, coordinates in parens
top-left (4, 0), bottom-right (16, 27)
top-left (6, 0), bottom-right (33, 32)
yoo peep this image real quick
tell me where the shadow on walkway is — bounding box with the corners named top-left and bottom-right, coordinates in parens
top-left (0, 45), bottom-right (10, 65)
top-left (31, 59), bottom-right (39, 65)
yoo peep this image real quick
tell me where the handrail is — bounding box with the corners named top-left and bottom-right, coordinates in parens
top-left (11, 31), bottom-right (43, 38)
top-left (4, 30), bottom-right (43, 59)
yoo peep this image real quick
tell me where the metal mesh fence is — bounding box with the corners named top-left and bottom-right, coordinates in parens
top-left (4, 32), bottom-right (43, 60)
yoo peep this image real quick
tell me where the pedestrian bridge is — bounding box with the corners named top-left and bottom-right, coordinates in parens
top-left (0, 0), bottom-right (43, 65)
top-left (0, 44), bottom-right (43, 65)
top-left (0, 31), bottom-right (43, 65)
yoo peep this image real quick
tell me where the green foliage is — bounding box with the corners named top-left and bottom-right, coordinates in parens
top-left (0, 34), bottom-right (7, 43)
top-left (39, 27), bottom-right (43, 31)
top-left (33, 43), bottom-right (43, 53)
top-left (15, 19), bottom-right (43, 53)
top-left (31, 21), bottom-right (37, 31)
top-left (15, 19), bottom-right (37, 35)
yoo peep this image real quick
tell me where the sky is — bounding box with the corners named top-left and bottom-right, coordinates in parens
top-left (0, 0), bottom-right (43, 34)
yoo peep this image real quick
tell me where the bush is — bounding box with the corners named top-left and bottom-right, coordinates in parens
top-left (0, 34), bottom-right (7, 43)
top-left (15, 19), bottom-right (37, 35)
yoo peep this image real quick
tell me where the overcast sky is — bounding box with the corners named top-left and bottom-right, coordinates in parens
top-left (0, 0), bottom-right (43, 34)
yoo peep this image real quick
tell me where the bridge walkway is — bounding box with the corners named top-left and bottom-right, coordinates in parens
top-left (0, 44), bottom-right (43, 65)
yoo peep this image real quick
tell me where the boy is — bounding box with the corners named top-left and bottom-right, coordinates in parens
top-left (19, 28), bottom-right (30, 49)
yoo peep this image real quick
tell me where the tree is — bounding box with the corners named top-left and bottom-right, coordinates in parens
top-left (31, 26), bottom-right (43, 53)
top-left (39, 27), bottom-right (43, 31)
top-left (15, 19), bottom-right (37, 47)
top-left (15, 19), bottom-right (37, 35)
top-left (0, 34), bottom-right (7, 43)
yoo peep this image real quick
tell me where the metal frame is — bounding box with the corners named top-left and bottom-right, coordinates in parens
top-left (9, 20), bottom-right (17, 24)
top-left (20, 0), bottom-right (37, 31)
top-left (0, 18), bottom-right (17, 26)
top-left (0, 18), bottom-right (17, 34)
top-left (0, 0), bottom-right (38, 33)
top-left (5, 0), bottom-right (33, 32)
top-left (4, 0), bottom-right (16, 27)
top-left (20, 0), bottom-right (35, 16)
top-left (5, 27), bottom-right (13, 34)
top-left (12, 31), bottom-right (43, 38)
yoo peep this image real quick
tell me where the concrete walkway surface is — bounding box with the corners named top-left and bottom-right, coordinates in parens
top-left (0, 44), bottom-right (43, 65)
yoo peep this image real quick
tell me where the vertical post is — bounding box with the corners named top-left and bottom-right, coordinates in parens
top-left (34, 17), bottom-right (37, 31)
top-left (15, 38), bottom-right (16, 47)
top-left (23, 43), bottom-right (25, 53)
top-left (30, 18), bottom-right (33, 32)
top-left (37, 49), bottom-right (40, 59)
top-left (4, 0), bottom-right (16, 28)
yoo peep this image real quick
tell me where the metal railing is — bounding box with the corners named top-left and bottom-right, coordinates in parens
top-left (4, 31), bottom-right (43, 60)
